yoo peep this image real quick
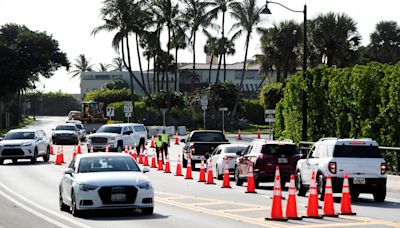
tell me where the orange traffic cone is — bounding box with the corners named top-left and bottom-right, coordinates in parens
top-left (151, 149), bottom-right (157, 168)
top-left (185, 155), bottom-right (193, 179)
top-left (198, 157), bottom-right (206, 182)
top-left (105, 144), bottom-right (109, 152)
top-left (72, 145), bottom-right (77, 159)
top-left (237, 129), bottom-right (242, 140)
top-left (60, 146), bottom-right (65, 164)
top-left (305, 171), bottom-right (323, 218)
top-left (175, 131), bottom-right (179, 145)
top-left (205, 159), bottom-right (215, 185)
top-left (49, 143), bottom-right (54, 155)
top-left (150, 136), bottom-right (155, 148)
top-left (266, 166), bottom-right (288, 221)
top-left (175, 154), bottom-right (183, 176)
top-left (164, 154), bottom-right (171, 173)
top-left (245, 162), bottom-right (256, 193)
top-left (339, 174), bottom-right (356, 215)
top-left (257, 128), bottom-right (261, 139)
top-left (158, 152), bottom-right (164, 171)
top-left (133, 145), bottom-right (137, 161)
top-left (138, 146), bottom-right (144, 164)
top-left (285, 174), bottom-right (302, 220)
top-left (221, 159), bottom-right (231, 188)
top-left (77, 141), bottom-right (81, 154)
top-left (323, 175), bottom-right (338, 217)
top-left (55, 147), bottom-right (62, 165)
top-left (143, 149), bottom-right (149, 166)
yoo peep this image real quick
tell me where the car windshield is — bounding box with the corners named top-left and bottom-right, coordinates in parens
top-left (4, 131), bottom-right (35, 140)
top-left (78, 156), bottom-right (140, 173)
top-left (56, 125), bottom-right (76, 131)
top-left (133, 126), bottom-right (146, 132)
top-left (97, 126), bottom-right (122, 134)
top-left (261, 144), bottom-right (299, 155)
top-left (191, 132), bottom-right (225, 142)
top-left (75, 124), bottom-right (83, 129)
top-left (224, 146), bottom-right (247, 154)
top-left (333, 145), bottom-right (382, 158)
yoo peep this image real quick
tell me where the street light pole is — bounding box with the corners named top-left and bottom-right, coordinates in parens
top-left (262, 1), bottom-right (308, 141)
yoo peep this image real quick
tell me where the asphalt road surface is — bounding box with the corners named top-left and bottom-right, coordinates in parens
top-left (0, 116), bottom-right (399, 228)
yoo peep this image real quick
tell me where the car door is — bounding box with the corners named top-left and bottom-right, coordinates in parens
top-left (35, 131), bottom-right (45, 155)
top-left (122, 127), bottom-right (132, 146)
top-left (212, 149), bottom-right (221, 174)
top-left (62, 158), bottom-right (76, 205)
top-left (302, 144), bottom-right (320, 185)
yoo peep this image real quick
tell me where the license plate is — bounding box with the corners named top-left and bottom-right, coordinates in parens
top-left (278, 158), bottom-right (288, 163)
top-left (111, 193), bottom-right (126, 202)
top-left (353, 178), bottom-right (366, 184)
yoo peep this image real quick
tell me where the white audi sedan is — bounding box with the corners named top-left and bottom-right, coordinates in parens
top-left (59, 153), bottom-right (154, 217)
top-left (207, 144), bottom-right (247, 180)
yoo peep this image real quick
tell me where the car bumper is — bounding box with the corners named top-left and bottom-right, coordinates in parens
top-left (75, 187), bottom-right (154, 211)
top-left (331, 177), bottom-right (386, 193)
top-left (0, 147), bottom-right (35, 159)
top-left (88, 142), bottom-right (118, 152)
top-left (53, 135), bottom-right (78, 143)
top-left (253, 172), bottom-right (292, 182)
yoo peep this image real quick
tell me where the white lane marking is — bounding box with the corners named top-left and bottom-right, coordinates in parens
top-left (0, 188), bottom-right (71, 228)
top-left (0, 183), bottom-right (92, 228)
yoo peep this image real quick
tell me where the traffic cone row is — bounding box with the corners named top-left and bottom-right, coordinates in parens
top-left (266, 166), bottom-right (287, 221)
top-left (143, 149), bottom-right (149, 166)
top-left (49, 143), bottom-right (54, 155)
top-left (157, 152), bottom-right (164, 171)
top-left (175, 131), bottom-right (179, 145)
top-left (221, 159), bottom-right (231, 188)
top-left (245, 162), bottom-right (256, 193)
top-left (305, 171), bottom-right (323, 218)
top-left (205, 159), bottom-right (215, 185)
top-left (184, 155), bottom-right (193, 179)
top-left (198, 157), bottom-right (206, 182)
top-left (175, 154), bottom-right (183, 176)
top-left (164, 154), bottom-right (171, 173)
top-left (151, 149), bottom-right (157, 168)
top-left (138, 147), bottom-right (144, 164)
top-left (150, 136), bottom-right (155, 148)
top-left (72, 145), bottom-right (77, 159)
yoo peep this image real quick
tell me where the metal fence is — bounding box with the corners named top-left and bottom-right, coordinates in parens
top-left (298, 141), bottom-right (400, 175)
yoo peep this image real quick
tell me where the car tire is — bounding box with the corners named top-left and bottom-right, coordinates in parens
top-left (59, 190), bottom-right (69, 212)
top-left (234, 167), bottom-right (243, 186)
top-left (12, 158), bottom-right (18, 164)
top-left (142, 207), bottom-right (154, 215)
top-left (373, 187), bottom-right (386, 202)
top-left (191, 160), bottom-right (196, 170)
top-left (351, 191), bottom-right (360, 201)
top-left (43, 147), bottom-right (50, 162)
top-left (71, 191), bottom-right (82, 217)
top-left (0, 159), bottom-right (3, 165)
top-left (254, 179), bottom-right (260, 189)
top-left (296, 171), bottom-right (307, 197)
top-left (216, 165), bottom-right (223, 180)
top-left (182, 154), bottom-right (187, 168)
top-left (31, 148), bottom-right (38, 163)
top-left (317, 173), bottom-right (325, 201)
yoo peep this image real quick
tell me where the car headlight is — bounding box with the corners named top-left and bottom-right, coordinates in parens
top-left (79, 184), bottom-right (98, 191)
top-left (22, 142), bottom-right (32, 147)
top-left (137, 182), bottom-right (152, 190)
top-left (108, 137), bottom-right (116, 142)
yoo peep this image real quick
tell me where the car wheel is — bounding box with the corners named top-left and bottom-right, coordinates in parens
top-left (216, 165), bottom-right (223, 180)
top-left (142, 207), bottom-right (154, 215)
top-left (59, 190), bottom-right (69, 212)
top-left (296, 171), bottom-right (307, 197)
top-left (317, 173), bottom-right (325, 201)
top-left (71, 191), bottom-right (82, 217)
top-left (182, 154), bottom-right (187, 168)
top-left (12, 158), bottom-right (18, 164)
top-left (43, 147), bottom-right (50, 162)
top-left (191, 160), bottom-right (196, 170)
top-left (0, 159), bottom-right (3, 165)
top-left (351, 191), bottom-right (360, 201)
top-left (234, 167), bottom-right (243, 186)
top-left (31, 148), bottom-right (38, 163)
top-left (254, 179), bottom-right (260, 189)
top-left (373, 187), bottom-right (386, 202)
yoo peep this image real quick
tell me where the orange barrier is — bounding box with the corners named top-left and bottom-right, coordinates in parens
top-left (339, 174), bottom-right (356, 215)
top-left (286, 174), bottom-right (302, 220)
top-left (221, 159), bottom-right (231, 188)
top-left (245, 162), bottom-right (256, 193)
top-left (305, 171), bottom-right (323, 218)
top-left (266, 166), bottom-right (288, 221)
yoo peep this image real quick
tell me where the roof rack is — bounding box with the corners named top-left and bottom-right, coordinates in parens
top-left (317, 137), bottom-right (338, 142)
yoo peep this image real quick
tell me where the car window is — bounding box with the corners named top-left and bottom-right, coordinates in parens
top-left (69, 158), bottom-right (75, 170)
top-left (224, 146), bottom-right (247, 154)
top-left (4, 131), bottom-right (35, 140)
top-left (261, 144), bottom-right (299, 155)
top-left (133, 126), bottom-right (146, 132)
top-left (75, 124), bottom-right (83, 129)
top-left (311, 145), bottom-right (320, 158)
top-left (123, 127), bottom-right (131, 134)
top-left (333, 145), bottom-right (382, 158)
top-left (55, 125), bottom-right (77, 131)
top-left (40, 130), bottom-right (47, 138)
top-left (191, 132), bottom-right (225, 142)
top-left (242, 145), bottom-right (252, 155)
top-left (215, 149), bottom-right (221, 155)
top-left (78, 157), bottom-right (140, 173)
top-left (97, 126), bottom-right (122, 134)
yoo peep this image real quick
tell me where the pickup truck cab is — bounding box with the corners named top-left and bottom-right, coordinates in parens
top-left (296, 138), bottom-right (387, 202)
top-left (87, 123), bottom-right (147, 152)
top-left (181, 130), bottom-right (229, 168)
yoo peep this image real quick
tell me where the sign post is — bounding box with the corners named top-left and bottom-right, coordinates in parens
top-left (219, 107), bottom-right (228, 132)
top-left (200, 96), bottom-right (208, 129)
top-left (264, 109), bottom-right (276, 140)
top-left (124, 101), bottom-right (133, 123)
top-left (106, 106), bottom-right (115, 121)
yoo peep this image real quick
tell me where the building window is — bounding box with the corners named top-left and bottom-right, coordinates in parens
top-left (96, 75), bottom-right (110, 80)
top-left (235, 70), bottom-right (242, 80)
top-left (246, 71), bottom-right (256, 79)
top-left (111, 75), bottom-right (122, 80)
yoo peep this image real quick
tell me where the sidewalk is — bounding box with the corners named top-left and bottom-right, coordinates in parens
top-left (388, 175), bottom-right (400, 193)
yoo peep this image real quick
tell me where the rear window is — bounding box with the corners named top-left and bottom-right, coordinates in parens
top-left (261, 144), bottom-right (299, 155)
top-left (224, 146), bottom-right (247, 154)
top-left (133, 126), bottom-right (146, 132)
top-left (191, 132), bottom-right (226, 142)
top-left (333, 145), bottom-right (382, 158)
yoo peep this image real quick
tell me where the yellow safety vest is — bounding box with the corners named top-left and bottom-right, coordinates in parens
top-left (162, 133), bottom-right (169, 143)
top-left (155, 138), bottom-right (163, 147)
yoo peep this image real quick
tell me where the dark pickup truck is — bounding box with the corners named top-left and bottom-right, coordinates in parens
top-left (181, 130), bottom-right (230, 168)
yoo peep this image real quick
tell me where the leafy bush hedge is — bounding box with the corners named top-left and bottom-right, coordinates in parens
top-left (26, 91), bottom-right (80, 116)
top-left (84, 88), bottom-right (140, 105)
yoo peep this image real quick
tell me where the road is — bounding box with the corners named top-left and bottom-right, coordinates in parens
top-left (0, 116), bottom-right (399, 228)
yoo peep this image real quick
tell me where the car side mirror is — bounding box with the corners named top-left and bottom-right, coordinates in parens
top-left (180, 139), bottom-right (186, 143)
top-left (64, 168), bottom-right (74, 176)
top-left (142, 167), bottom-right (150, 173)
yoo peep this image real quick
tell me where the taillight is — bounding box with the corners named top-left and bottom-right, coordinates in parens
top-left (190, 145), bottom-right (195, 153)
top-left (223, 156), bottom-right (228, 160)
top-left (328, 162), bottom-right (336, 174)
top-left (381, 163), bottom-right (387, 175)
top-left (258, 154), bottom-right (264, 159)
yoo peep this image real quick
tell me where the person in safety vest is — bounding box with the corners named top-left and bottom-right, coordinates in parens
top-left (155, 134), bottom-right (164, 163)
top-left (161, 130), bottom-right (169, 161)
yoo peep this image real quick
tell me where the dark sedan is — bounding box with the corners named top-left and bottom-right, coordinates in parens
top-left (52, 124), bottom-right (79, 145)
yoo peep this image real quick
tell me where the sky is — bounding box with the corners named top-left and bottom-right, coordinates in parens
top-left (0, 0), bottom-right (399, 94)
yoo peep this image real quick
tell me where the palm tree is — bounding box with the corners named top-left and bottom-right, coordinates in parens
top-left (97, 63), bottom-right (111, 72)
top-left (203, 35), bottom-right (219, 83)
top-left (368, 21), bottom-right (400, 65)
top-left (111, 57), bottom-right (126, 71)
top-left (171, 26), bottom-right (188, 91)
top-left (220, 37), bottom-right (236, 81)
top-left (181, 0), bottom-right (215, 79)
top-left (92, 0), bottom-right (151, 104)
top-left (229, 0), bottom-right (263, 117)
top-left (70, 54), bottom-right (93, 78)
top-left (209, 0), bottom-right (234, 81)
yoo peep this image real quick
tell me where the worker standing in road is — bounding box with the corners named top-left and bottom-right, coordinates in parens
top-left (161, 130), bottom-right (169, 162)
top-left (155, 134), bottom-right (164, 163)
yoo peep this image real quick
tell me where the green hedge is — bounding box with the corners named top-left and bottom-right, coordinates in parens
top-left (84, 88), bottom-right (140, 105)
top-left (26, 92), bottom-right (80, 116)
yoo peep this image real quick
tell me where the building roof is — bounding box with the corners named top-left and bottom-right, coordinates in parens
top-left (178, 62), bottom-right (260, 71)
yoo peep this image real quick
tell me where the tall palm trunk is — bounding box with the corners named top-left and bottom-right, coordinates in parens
top-left (147, 56), bottom-right (151, 93)
top-left (232, 32), bottom-right (250, 118)
top-left (216, 11), bottom-right (226, 83)
top-left (136, 34), bottom-right (146, 93)
top-left (174, 47), bottom-right (179, 91)
top-left (153, 55), bottom-right (157, 92)
top-left (166, 27), bottom-right (171, 92)
top-left (208, 55), bottom-right (214, 84)
top-left (223, 53), bottom-right (227, 81)
top-left (192, 32), bottom-right (196, 79)
top-left (121, 39), bottom-right (136, 117)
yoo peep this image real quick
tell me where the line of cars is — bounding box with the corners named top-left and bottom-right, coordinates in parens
top-left (182, 130), bottom-right (388, 202)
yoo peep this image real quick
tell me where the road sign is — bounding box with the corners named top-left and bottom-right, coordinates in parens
top-left (265, 109), bottom-right (276, 114)
top-left (123, 101), bottom-right (133, 113)
top-left (219, 107), bottom-right (228, 111)
top-left (106, 107), bottom-right (115, 117)
top-left (265, 109), bottom-right (276, 122)
top-left (200, 96), bottom-right (208, 107)
top-left (201, 105), bottom-right (207, 110)
top-left (125, 112), bottom-right (132, 118)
